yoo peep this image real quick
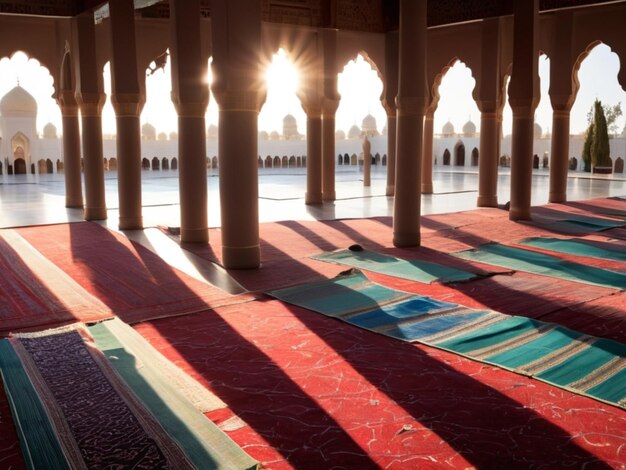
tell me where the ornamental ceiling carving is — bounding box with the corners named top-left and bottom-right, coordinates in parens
top-left (0, 0), bottom-right (618, 31)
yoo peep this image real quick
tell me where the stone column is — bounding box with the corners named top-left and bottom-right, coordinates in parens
top-left (109, 0), bottom-right (144, 230)
top-left (476, 18), bottom-right (501, 207)
top-left (58, 49), bottom-right (82, 208)
top-left (363, 136), bottom-right (371, 187)
top-left (393, 0), bottom-right (427, 247)
top-left (421, 110), bottom-right (434, 194)
top-left (508, 0), bottom-right (539, 221)
top-left (384, 31), bottom-right (399, 197)
top-left (74, 13), bottom-right (106, 221)
top-left (549, 109), bottom-right (571, 202)
top-left (548, 12), bottom-right (574, 203)
top-left (170, 0), bottom-right (209, 242)
top-left (304, 104), bottom-right (323, 204)
top-left (211, 0), bottom-right (265, 269)
top-left (477, 109), bottom-right (499, 206)
top-left (322, 28), bottom-right (340, 202)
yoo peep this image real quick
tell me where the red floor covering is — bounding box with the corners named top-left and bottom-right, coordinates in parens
top-left (17, 222), bottom-right (255, 323)
top-left (133, 300), bottom-right (626, 469)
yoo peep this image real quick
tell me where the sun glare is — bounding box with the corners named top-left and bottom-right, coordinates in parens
top-left (259, 49), bottom-right (305, 134)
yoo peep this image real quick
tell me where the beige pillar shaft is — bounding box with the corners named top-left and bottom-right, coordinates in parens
top-left (393, 0), bottom-right (426, 247)
top-left (421, 114), bottom-right (434, 194)
top-left (508, 0), bottom-right (539, 221)
top-left (306, 113), bottom-right (323, 204)
top-left (363, 137), bottom-right (371, 187)
top-left (113, 112), bottom-right (143, 228)
top-left (322, 114), bottom-right (336, 201)
top-left (510, 113), bottom-right (534, 219)
top-left (219, 110), bottom-right (260, 268)
top-left (109, 0), bottom-right (143, 229)
top-left (385, 114), bottom-right (396, 196)
top-left (178, 116), bottom-right (208, 242)
top-left (211, 0), bottom-right (264, 269)
top-left (477, 112), bottom-right (499, 206)
top-left (60, 103), bottom-right (83, 208)
top-left (170, 0), bottom-right (209, 243)
top-left (80, 102), bottom-right (107, 220)
top-left (549, 110), bottom-right (571, 203)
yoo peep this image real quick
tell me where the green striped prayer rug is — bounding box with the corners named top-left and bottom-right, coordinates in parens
top-left (268, 271), bottom-right (626, 409)
top-left (89, 319), bottom-right (258, 470)
top-left (453, 243), bottom-right (626, 290)
top-left (0, 323), bottom-right (258, 470)
top-left (520, 237), bottom-right (626, 262)
top-left (312, 248), bottom-right (477, 283)
top-left (528, 213), bottom-right (626, 234)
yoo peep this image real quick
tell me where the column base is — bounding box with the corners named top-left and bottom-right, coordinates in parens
top-left (509, 207), bottom-right (531, 221)
top-left (119, 216), bottom-right (143, 230)
top-left (386, 185), bottom-right (395, 197)
top-left (393, 232), bottom-right (421, 247)
top-left (84, 206), bottom-right (107, 221)
top-left (548, 192), bottom-right (566, 203)
top-left (322, 191), bottom-right (336, 202)
top-left (222, 244), bottom-right (260, 270)
top-left (477, 195), bottom-right (498, 207)
top-left (421, 183), bottom-right (433, 194)
top-left (65, 200), bottom-right (84, 209)
top-left (181, 227), bottom-right (209, 243)
top-left (305, 192), bottom-right (323, 205)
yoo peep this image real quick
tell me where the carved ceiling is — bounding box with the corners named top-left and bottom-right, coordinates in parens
top-left (0, 0), bottom-right (619, 31)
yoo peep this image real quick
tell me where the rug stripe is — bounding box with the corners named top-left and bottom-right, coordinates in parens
top-left (312, 249), bottom-right (477, 283)
top-left (0, 340), bottom-right (69, 470)
top-left (453, 243), bottom-right (626, 290)
top-left (90, 320), bottom-right (259, 470)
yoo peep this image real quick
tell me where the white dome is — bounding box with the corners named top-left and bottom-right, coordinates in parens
top-left (335, 130), bottom-right (346, 140)
top-left (462, 120), bottom-right (476, 137)
top-left (43, 122), bottom-right (57, 138)
top-left (282, 114), bottom-right (299, 139)
top-left (347, 124), bottom-right (361, 139)
top-left (534, 122), bottom-right (542, 138)
top-left (142, 123), bottom-right (156, 140)
top-left (0, 85), bottom-right (37, 117)
top-left (361, 114), bottom-right (377, 132)
top-left (258, 130), bottom-right (269, 140)
top-left (169, 131), bottom-right (178, 140)
top-left (270, 130), bottom-right (280, 140)
top-left (442, 121), bottom-right (455, 136)
top-left (157, 132), bottom-right (167, 141)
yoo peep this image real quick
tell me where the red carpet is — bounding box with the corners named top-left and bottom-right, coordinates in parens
top-left (17, 222), bottom-right (255, 324)
top-left (0, 230), bottom-right (112, 336)
top-left (134, 300), bottom-right (626, 468)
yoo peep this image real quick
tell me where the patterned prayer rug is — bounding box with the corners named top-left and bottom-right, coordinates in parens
top-left (453, 243), bottom-right (626, 290)
top-left (520, 237), bottom-right (626, 262)
top-left (0, 229), bottom-right (113, 335)
top-left (312, 248), bottom-right (479, 283)
top-left (0, 323), bottom-right (258, 469)
top-left (268, 271), bottom-right (626, 409)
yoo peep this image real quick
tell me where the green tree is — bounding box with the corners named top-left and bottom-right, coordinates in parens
top-left (587, 101), bottom-right (622, 137)
top-left (591, 99), bottom-right (611, 168)
top-left (582, 122), bottom-right (594, 172)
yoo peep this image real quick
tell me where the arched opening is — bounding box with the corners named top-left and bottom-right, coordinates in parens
top-left (151, 157), bottom-right (160, 171)
top-left (471, 147), bottom-right (479, 166)
top-left (533, 154), bottom-right (539, 169)
top-left (443, 149), bottom-right (451, 166)
top-left (454, 142), bottom-right (465, 166)
top-left (211, 156), bottom-right (218, 169)
top-left (337, 53), bottom-right (386, 140)
top-left (344, 153), bottom-right (350, 165)
top-left (274, 156), bottom-right (281, 168)
top-left (162, 157), bottom-right (169, 170)
top-left (171, 157), bottom-right (178, 170)
top-left (614, 157), bottom-right (624, 173)
top-left (14, 157), bottom-right (26, 174)
top-left (265, 156), bottom-right (273, 168)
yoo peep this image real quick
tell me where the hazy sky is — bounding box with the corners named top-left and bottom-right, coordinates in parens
top-left (1, 43), bottom-right (624, 138)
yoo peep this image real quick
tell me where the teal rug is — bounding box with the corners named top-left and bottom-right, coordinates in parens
top-left (520, 237), bottom-right (626, 262)
top-left (528, 214), bottom-right (626, 234)
top-left (268, 271), bottom-right (626, 409)
top-left (453, 243), bottom-right (626, 290)
top-left (312, 248), bottom-right (477, 283)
